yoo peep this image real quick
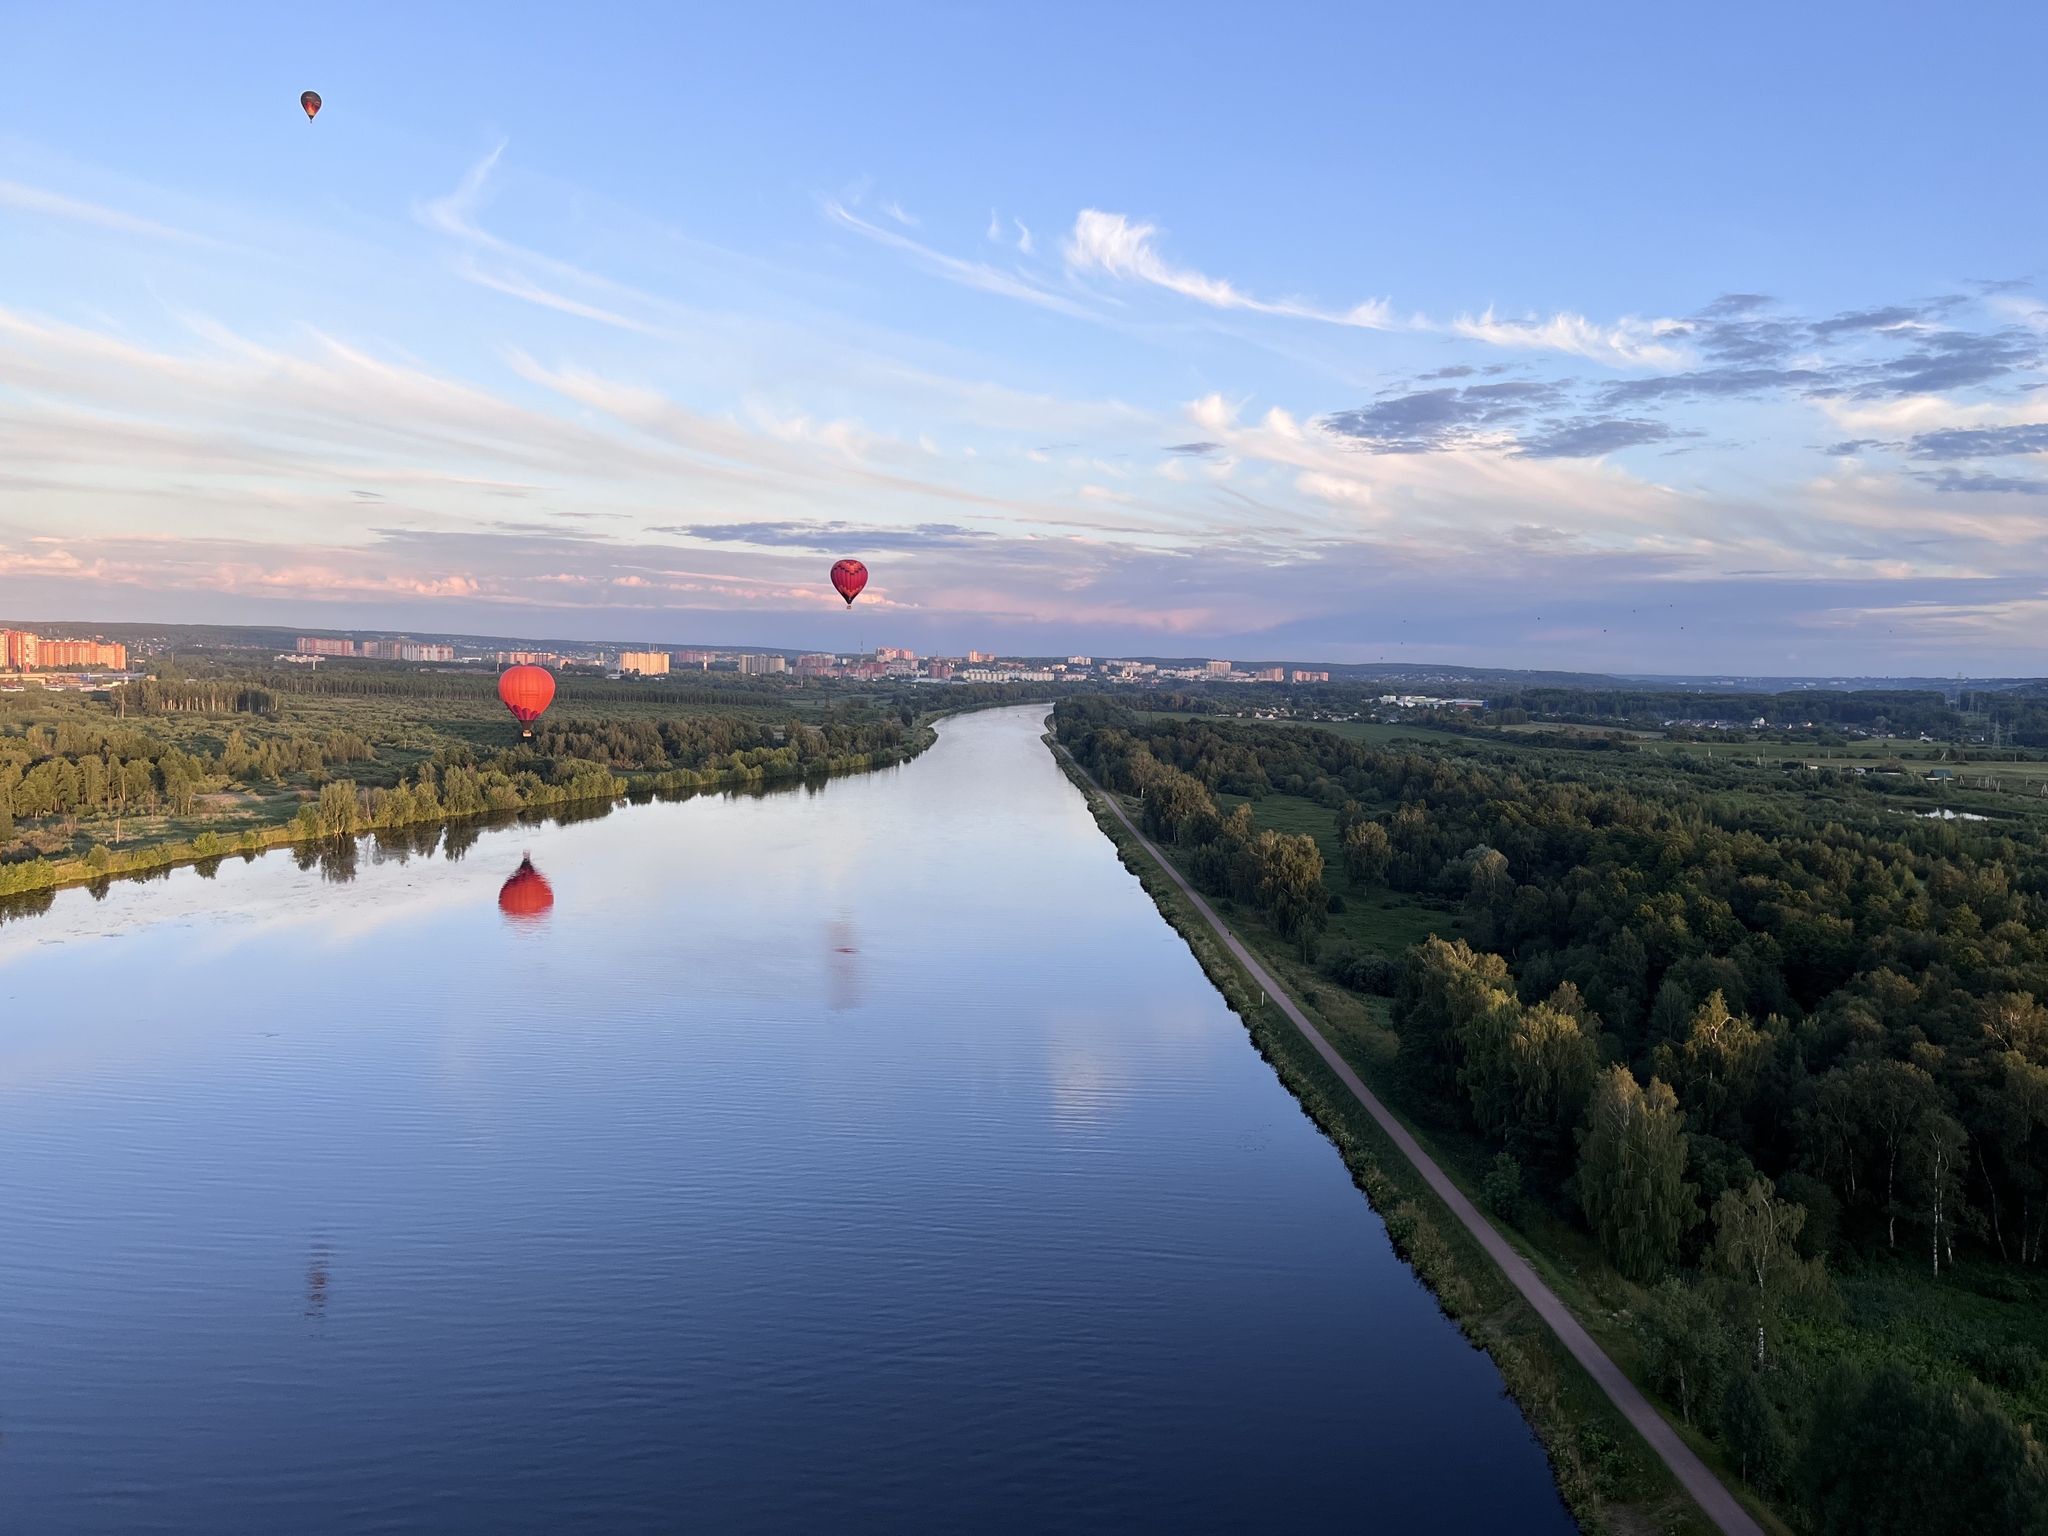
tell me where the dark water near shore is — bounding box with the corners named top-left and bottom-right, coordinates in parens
top-left (0, 706), bottom-right (1574, 1533)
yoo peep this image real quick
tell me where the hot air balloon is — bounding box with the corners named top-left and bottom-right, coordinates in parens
top-left (498, 664), bottom-right (556, 737)
top-left (498, 855), bottom-right (554, 920)
top-left (300, 91), bottom-right (322, 121)
top-left (830, 559), bottom-right (868, 607)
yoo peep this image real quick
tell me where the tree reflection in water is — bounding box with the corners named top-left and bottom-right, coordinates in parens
top-left (304, 1243), bottom-right (330, 1323)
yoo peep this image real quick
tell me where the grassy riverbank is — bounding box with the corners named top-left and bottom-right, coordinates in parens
top-left (1048, 738), bottom-right (1722, 1535)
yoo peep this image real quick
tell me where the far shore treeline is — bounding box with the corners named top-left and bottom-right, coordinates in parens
top-left (1056, 694), bottom-right (2048, 1535)
top-left (0, 655), bottom-right (1070, 903)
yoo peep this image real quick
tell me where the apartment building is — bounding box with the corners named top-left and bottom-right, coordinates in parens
top-left (3, 630), bottom-right (127, 670)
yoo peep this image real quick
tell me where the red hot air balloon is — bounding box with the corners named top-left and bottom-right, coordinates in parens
top-left (830, 559), bottom-right (868, 607)
top-left (498, 855), bottom-right (554, 920)
top-left (300, 91), bottom-right (322, 121)
top-left (498, 664), bottom-right (556, 736)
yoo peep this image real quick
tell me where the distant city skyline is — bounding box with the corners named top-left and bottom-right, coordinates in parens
top-left (2, 3), bottom-right (2044, 671)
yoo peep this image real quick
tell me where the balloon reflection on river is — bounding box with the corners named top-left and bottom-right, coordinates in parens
top-left (826, 919), bottom-right (861, 1010)
top-left (497, 855), bottom-right (555, 921)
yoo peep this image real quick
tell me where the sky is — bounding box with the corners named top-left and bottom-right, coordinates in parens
top-left (1, 1), bottom-right (2044, 670)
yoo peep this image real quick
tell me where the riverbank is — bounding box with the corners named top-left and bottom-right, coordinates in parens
top-left (0, 655), bottom-right (1072, 898)
top-left (0, 722), bottom-right (940, 909)
top-left (1048, 733), bottom-right (1756, 1536)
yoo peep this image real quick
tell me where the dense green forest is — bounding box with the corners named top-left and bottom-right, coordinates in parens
top-left (1057, 695), bottom-right (2048, 1534)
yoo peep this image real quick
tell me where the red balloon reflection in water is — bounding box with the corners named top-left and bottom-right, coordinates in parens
top-left (498, 855), bottom-right (554, 921)
top-left (497, 664), bottom-right (556, 736)
top-left (300, 91), bottom-right (322, 120)
top-left (826, 920), bottom-right (861, 1011)
top-left (830, 559), bottom-right (868, 606)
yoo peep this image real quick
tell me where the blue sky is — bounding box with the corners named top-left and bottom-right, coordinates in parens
top-left (1, 1), bottom-right (2044, 668)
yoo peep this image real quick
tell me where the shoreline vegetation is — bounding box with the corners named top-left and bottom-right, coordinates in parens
top-left (0, 727), bottom-right (936, 908)
top-left (1051, 694), bottom-right (2048, 1536)
top-left (0, 659), bottom-right (1069, 910)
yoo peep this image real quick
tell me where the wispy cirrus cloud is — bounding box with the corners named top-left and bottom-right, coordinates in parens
top-left (862, 203), bottom-right (1692, 370)
top-left (417, 146), bottom-right (687, 340)
top-left (657, 520), bottom-right (994, 550)
top-left (1448, 307), bottom-right (1690, 368)
top-left (455, 263), bottom-right (662, 334)
top-left (0, 179), bottom-right (214, 246)
top-left (1063, 210), bottom-right (1397, 328)
top-left (823, 200), bottom-right (1100, 320)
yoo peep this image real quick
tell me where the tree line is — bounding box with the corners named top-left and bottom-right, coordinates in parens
top-left (0, 726), bottom-right (373, 834)
top-left (1087, 676), bottom-right (2048, 749)
top-left (1483, 686), bottom-right (1967, 737)
top-left (531, 712), bottom-right (910, 772)
top-left (291, 756), bottom-right (625, 839)
top-left (1056, 703), bottom-right (1331, 957)
top-left (109, 678), bottom-right (280, 716)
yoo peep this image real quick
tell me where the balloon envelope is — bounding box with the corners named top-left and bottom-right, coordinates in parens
top-left (300, 91), bottom-right (321, 120)
top-left (498, 856), bottom-right (554, 920)
top-left (830, 559), bottom-right (868, 606)
top-left (498, 664), bottom-right (556, 730)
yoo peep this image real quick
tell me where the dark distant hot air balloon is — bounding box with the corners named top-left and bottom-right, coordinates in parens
top-left (830, 559), bottom-right (868, 607)
top-left (300, 91), bottom-right (322, 121)
top-left (498, 664), bottom-right (556, 737)
top-left (498, 855), bottom-right (554, 920)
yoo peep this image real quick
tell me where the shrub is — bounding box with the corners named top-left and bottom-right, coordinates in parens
top-left (1801, 1361), bottom-right (2048, 1536)
top-left (1321, 944), bottom-right (1400, 995)
top-left (1481, 1152), bottom-right (1524, 1223)
top-left (1961, 1339), bottom-right (2046, 1393)
top-left (1721, 1367), bottom-right (1795, 1492)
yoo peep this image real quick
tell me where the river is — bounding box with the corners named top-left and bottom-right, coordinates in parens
top-left (0, 705), bottom-right (1574, 1532)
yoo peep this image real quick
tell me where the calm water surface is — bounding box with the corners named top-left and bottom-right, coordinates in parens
top-left (0, 706), bottom-right (1574, 1532)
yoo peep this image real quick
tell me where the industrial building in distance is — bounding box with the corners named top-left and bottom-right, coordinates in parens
top-left (297, 637), bottom-right (456, 662)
